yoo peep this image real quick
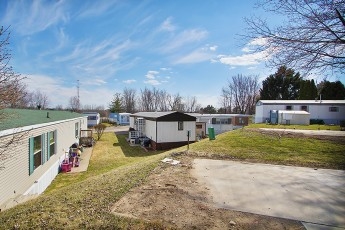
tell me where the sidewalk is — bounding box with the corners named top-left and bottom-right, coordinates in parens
top-left (69, 146), bottom-right (93, 173)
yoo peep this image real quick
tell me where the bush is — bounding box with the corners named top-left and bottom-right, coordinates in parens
top-left (310, 119), bottom-right (325, 125)
top-left (94, 124), bottom-right (107, 140)
top-left (340, 120), bottom-right (345, 129)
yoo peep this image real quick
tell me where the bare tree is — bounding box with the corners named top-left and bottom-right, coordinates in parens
top-left (69, 96), bottom-right (81, 112)
top-left (219, 89), bottom-right (232, 114)
top-left (0, 26), bottom-right (25, 109)
top-left (244, 0), bottom-right (345, 74)
top-left (222, 74), bottom-right (259, 114)
top-left (122, 88), bottom-right (136, 113)
top-left (28, 90), bottom-right (49, 109)
top-left (184, 96), bottom-right (199, 112)
top-left (167, 93), bottom-right (184, 111)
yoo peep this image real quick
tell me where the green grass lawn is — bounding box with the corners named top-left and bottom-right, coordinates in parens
top-left (1, 128), bottom-right (344, 228)
top-left (190, 128), bottom-right (345, 169)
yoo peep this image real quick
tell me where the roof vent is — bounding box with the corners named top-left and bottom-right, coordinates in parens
top-left (47, 112), bottom-right (50, 118)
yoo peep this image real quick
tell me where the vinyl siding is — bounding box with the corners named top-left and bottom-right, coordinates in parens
top-left (145, 120), bottom-right (157, 142)
top-left (0, 117), bottom-right (87, 209)
top-left (156, 121), bottom-right (196, 143)
top-left (255, 102), bottom-right (345, 124)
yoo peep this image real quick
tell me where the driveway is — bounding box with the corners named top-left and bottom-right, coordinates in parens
top-left (260, 128), bottom-right (345, 136)
top-left (192, 159), bottom-right (345, 229)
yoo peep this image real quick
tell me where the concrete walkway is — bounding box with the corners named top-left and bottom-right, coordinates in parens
top-left (192, 159), bottom-right (345, 229)
top-left (69, 146), bottom-right (93, 173)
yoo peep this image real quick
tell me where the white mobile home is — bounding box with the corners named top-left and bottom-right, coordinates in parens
top-left (189, 113), bottom-right (250, 135)
top-left (255, 100), bottom-right (345, 125)
top-left (118, 113), bottom-right (130, 125)
top-left (0, 109), bottom-right (87, 210)
top-left (129, 111), bottom-right (196, 150)
top-left (83, 112), bottom-right (100, 127)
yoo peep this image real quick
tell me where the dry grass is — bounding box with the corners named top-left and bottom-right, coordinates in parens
top-left (1, 128), bottom-right (344, 228)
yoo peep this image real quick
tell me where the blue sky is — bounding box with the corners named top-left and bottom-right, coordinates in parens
top-left (1, 0), bottom-right (344, 109)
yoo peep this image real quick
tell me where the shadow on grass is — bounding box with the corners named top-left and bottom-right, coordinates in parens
top-left (113, 134), bottom-right (165, 157)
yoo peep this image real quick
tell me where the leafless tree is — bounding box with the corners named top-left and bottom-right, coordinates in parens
top-left (184, 96), bottom-right (200, 112)
top-left (244, 0), bottom-right (345, 74)
top-left (156, 89), bottom-right (169, 111)
top-left (222, 74), bottom-right (259, 114)
top-left (167, 93), bottom-right (184, 111)
top-left (122, 88), bottom-right (136, 113)
top-left (69, 96), bottom-right (81, 112)
top-left (219, 89), bottom-right (232, 114)
top-left (27, 90), bottom-right (49, 109)
top-left (0, 26), bottom-right (25, 109)
top-left (139, 88), bottom-right (153, 111)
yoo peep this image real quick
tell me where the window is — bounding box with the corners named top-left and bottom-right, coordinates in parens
top-left (29, 130), bottom-right (57, 175)
top-left (286, 105), bottom-right (293, 110)
top-left (212, 118), bottom-right (232, 124)
top-left (75, 122), bottom-right (79, 138)
top-left (239, 117), bottom-right (245, 124)
top-left (196, 124), bottom-right (203, 129)
top-left (33, 135), bottom-right (42, 169)
top-left (178, 121), bottom-right (184, 130)
top-left (301, 105), bottom-right (308, 112)
top-left (48, 131), bottom-right (56, 158)
top-left (329, 107), bottom-right (339, 112)
top-left (88, 116), bottom-right (97, 120)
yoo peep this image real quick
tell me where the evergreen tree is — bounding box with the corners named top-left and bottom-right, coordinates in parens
top-left (319, 81), bottom-right (345, 100)
top-left (260, 66), bottom-right (302, 100)
top-left (299, 79), bottom-right (317, 100)
top-left (109, 93), bottom-right (123, 113)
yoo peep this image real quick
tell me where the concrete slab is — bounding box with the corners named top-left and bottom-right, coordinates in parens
top-left (192, 159), bottom-right (345, 229)
top-left (69, 147), bottom-right (92, 173)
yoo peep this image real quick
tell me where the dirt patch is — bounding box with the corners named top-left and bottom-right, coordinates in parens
top-left (112, 155), bottom-right (304, 229)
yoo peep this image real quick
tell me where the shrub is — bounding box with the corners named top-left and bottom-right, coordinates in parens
top-left (310, 119), bottom-right (325, 125)
top-left (94, 124), bottom-right (107, 140)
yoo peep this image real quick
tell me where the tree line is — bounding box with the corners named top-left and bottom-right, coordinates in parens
top-left (1, 0), bottom-right (345, 114)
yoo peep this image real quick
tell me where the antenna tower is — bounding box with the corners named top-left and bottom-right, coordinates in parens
top-left (77, 79), bottom-right (80, 102)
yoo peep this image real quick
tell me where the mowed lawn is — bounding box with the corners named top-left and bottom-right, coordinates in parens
top-left (0, 128), bottom-right (344, 229)
top-left (190, 128), bottom-right (345, 169)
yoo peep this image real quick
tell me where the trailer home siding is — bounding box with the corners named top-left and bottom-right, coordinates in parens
top-left (0, 109), bottom-right (87, 210)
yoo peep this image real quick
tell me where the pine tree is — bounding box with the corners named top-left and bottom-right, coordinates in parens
top-left (260, 66), bottom-right (302, 100)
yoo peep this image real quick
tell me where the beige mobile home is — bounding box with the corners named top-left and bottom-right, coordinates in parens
top-left (0, 109), bottom-right (87, 210)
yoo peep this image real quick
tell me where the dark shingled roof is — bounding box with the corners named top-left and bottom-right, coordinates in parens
top-left (130, 111), bottom-right (196, 121)
top-left (0, 109), bottom-right (85, 131)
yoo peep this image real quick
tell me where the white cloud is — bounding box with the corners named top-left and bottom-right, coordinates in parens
top-left (173, 45), bottom-right (217, 64)
top-left (55, 38), bottom-right (132, 81)
top-left (214, 37), bottom-right (272, 67)
top-left (143, 70), bottom-right (170, 86)
top-left (23, 73), bottom-right (114, 108)
top-left (145, 71), bottom-right (159, 79)
top-left (77, 1), bottom-right (118, 18)
top-left (209, 45), bottom-right (218, 51)
top-left (144, 79), bottom-right (161, 86)
top-left (174, 48), bottom-right (214, 64)
top-left (123, 79), bottom-right (136, 84)
top-left (2, 0), bottom-right (68, 35)
top-left (159, 17), bottom-right (176, 32)
top-left (161, 29), bottom-right (208, 52)
top-left (217, 51), bottom-right (269, 66)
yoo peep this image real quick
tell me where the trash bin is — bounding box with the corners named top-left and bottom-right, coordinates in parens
top-left (208, 127), bottom-right (215, 140)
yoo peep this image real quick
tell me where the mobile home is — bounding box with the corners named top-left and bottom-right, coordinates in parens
top-left (0, 109), bottom-right (87, 210)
